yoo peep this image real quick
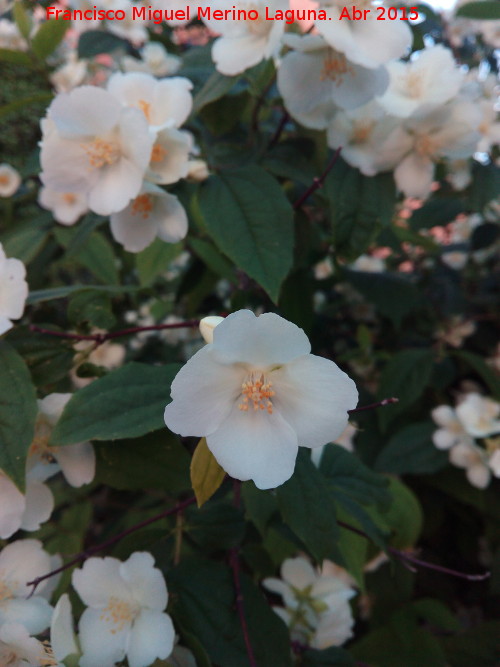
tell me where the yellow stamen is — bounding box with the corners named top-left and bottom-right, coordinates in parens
top-left (62, 193), bottom-right (77, 205)
top-left (131, 193), bottom-right (153, 219)
top-left (100, 596), bottom-right (138, 634)
top-left (138, 99), bottom-right (152, 122)
top-left (82, 139), bottom-right (120, 169)
top-left (150, 144), bottom-right (167, 163)
top-left (239, 373), bottom-right (275, 414)
top-left (320, 50), bottom-right (353, 84)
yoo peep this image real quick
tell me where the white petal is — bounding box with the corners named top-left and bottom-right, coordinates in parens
top-left (127, 609), bottom-right (175, 667)
top-left (51, 594), bottom-right (79, 661)
top-left (0, 539), bottom-right (52, 597)
top-left (273, 355), bottom-right (358, 447)
top-left (54, 441), bottom-right (95, 487)
top-left (0, 623), bottom-right (47, 663)
top-left (0, 472), bottom-right (25, 538)
top-left (212, 35), bottom-right (269, 76)
top-left (432, 428), bottom-right (456, 450)
top-left (110, 204), bottom-right (159, 253)
top-left (281, 556), bottom-right (317, 589)
top-left (466, 463), bottom-right (491, 489)
top-left (72, 557), bottom-right (129, 608)
top-left (207, 404), bottom-right (298, 489)
top-left (431, 405), bottom-right (457, 428)
top-left (49, 86), bottom-right (120, 137)
top-left (164, 345), bottom-right (243, 437)
top-left (155, 193), bottom-right (188, 244)
top-left (88, 157), bottom-right (144, 216)
top-left (151, 77), bottom-right (193, 129)
top-left (0, 597), bottom-right (53, 634)
top-left (20, 480), bottom-right (54, 531)
top-left (394, 153), bottom-right (435, 198)
top-left (119, 552), bottom-right (167, 612)
top-left (78, 607), bottom-right (128, 667)
top-left (212, 310), bottom-right (311, 366)
top-left (37, 393), bottom-right (71, 424)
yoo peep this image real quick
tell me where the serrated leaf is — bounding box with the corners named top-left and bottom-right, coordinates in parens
top-left (31, 18), bottom-right (70, 60)
top-left (0, 342), bottom-right (38, 491)
top-left (190, 437), bottom-right (226, 508)
top-left (377, 349), bottom-right (435, 430)
top-left (196, 166), bottom-right (294, 302)
top-left (136, 239), bottom-right (184, 286)
top-left (50, 362), bottom-right (181, 445)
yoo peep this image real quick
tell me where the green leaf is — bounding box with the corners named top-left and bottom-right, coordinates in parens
top-left (0, 342), bottom-right (38, 491)
top-left (190, 437), bottom-right (226, 508)
top-left (189, 237), bottom-right (236, 283)
top-left (409, 198), bottom-right (464, 230)
top-left (442, 620), bottom-right (500, 666)
top-left (94, 431), bottom-right (191, 493)
top-left (0, 93), bottom-right (53, 120)
top-left (276, 451), bottom-right (342, 563)
top-left (375, 421), bottom-right (448, 475)
top-left (346, 270), bottom-right (421, 327)
top-left (302, 647), bottom-right (355, 666)
top-left (377, 349), bottom-right (435, 430)
top-left (381, 478), bottom-right (423, 548)
top-left (242, 482), bottom-right (278, 536)
top-left (467, 162), bottom-right (500, 209)
top-left (169, 557), bottom-right (292, 667)
top-left (185, 500), bottom-right (245, 551)
top-left (196, 166), bottom-right (294, 302)
top-left (68, 290), bottom-right (116, 329)
top-left (77, 30), bottom-right (130, 57)
top-left (31, 18), bottom-right (70, 60)
top-left (0, 48), bottom-right (33, 66)
top-left (50, 362), bottom-right (181, 445)
top-left (453, 350), bottom-right (500, 399)
top-left (55, 228), bottom-right (119, 285)
top-left (1, 215), bottom-right (51, 263)
top-left (456, 1), bottom-right (500, 18)
top-left (27, 284), bottom-right (137, 304)
top-left (136, 239), bottom-right (184, 286)
top-left (13, 1), bottom-right (32, 40)
top-left (192, 70), bottom-right (238, 113)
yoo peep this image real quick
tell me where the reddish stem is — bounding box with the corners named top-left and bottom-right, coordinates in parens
top-left (348, 397), bottom-right (399, 414)
top-left (293, 147), bottom-right (342, 210)
top-left (26, 496), bottom-right (196, 595)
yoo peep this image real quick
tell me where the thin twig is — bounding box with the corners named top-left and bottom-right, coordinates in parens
top-left (293, 147), bottom-right (342, 210)
top-left (337, 520), bottom-right (490, 582)
top-left (26, 496), bottom-right (197, 595)
top-left (268, 110), bottom-right (290, 148)
top-left (348, 397), bottom-right (399, 414)
top-left (29, 320), bottom-right (200, 346)
top-left (230, 480), bottom-right (257, 667)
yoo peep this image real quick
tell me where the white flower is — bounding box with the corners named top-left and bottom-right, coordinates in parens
top-left (72, 552), bottom-right (175, 667)
top-left (40, 86), bottom-right (154, 216)
top-left (147, 127), bottom-right (192, 185)
top-left (0, 540), bottom-right (54, 634)
top-left (0, 623), bottom-right (53, 667)
top-left (349, 254), bottom-right (386, 273)
top-left (431, 404), bottom-right (473, 450)
top-left (377, 45), bottom-right (463, 119)
top-left (201, 0), bottom-right (287, 76)
top-left (0, 472), bottom-right (54, 538)
top-left (455, 393), bottom-right (500, 439)
top-left (122, 42), bottom-right (182, 77)
top-left (433, 316), bottom-right (475, 348)
top-left (110, 182), bottom-right (188, 253)
top-left (38, 187), bottom-right (89, 226)
top-left (277, 34), bottom-right (389, 130)
top-left (262, 556), bottom-right (356, 649)
top-left (27, 393), bottom-right (95, 487)
top-left (107, 72), bottom-right (193, 131)
top-left (316, 0), bottom-right (412, 70)
top-left (50, 54), bottom-right (88, 93)
top-left (164, 310), bottom-right (358, 489)
top-left (0, 163), bottom-right (21, 197)
top-left (0, 242), bottom-right (28, 336)
top-left (449, 441), bottom-right (491, 489)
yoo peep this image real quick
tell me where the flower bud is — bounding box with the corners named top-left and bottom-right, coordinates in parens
top-left (199, 316), bottom-right (224, 344)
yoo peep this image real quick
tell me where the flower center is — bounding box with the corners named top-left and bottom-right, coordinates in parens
top-left (82, 138), bottom-right (120, 169)
top-left (39, 641), bottom-right (58, 666)
top-left (0, 577), bottom-right (16, 602)
top-left (131, 193), bottom-right (153, 219)
top-left (404, 70), bottom-right (424, 99)
top-left (415, 133), bottom-right (436, 157)
top-left (238, 373), bottom-right (275, 414)
top-left (100, 596), bottom-right (139, 634)
top-left (320, 50), bottom-right (353, 84)
top-left (29, 419), bottom-right (56, 464)
top-left (62, 193), bottom-right (77, 205)
top-left (150, 143), bottom-right (167, 163)
top-left (0, 175), bottom-right (9, 186)
top-left (351, 121), bottom-right (373, 144)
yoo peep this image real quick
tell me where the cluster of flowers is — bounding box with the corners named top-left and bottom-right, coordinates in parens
top-left (432, 392), bottom-right (500, 488)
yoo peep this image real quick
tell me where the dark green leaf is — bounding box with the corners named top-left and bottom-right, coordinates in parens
top-left (0, 342), bottom-right (38, 491)
top-left (50, 362), bottom-right (181, 445)
top-left (196, 166), bottom-right (294, 302)
top-left (185, 500), bottom-right (245, 552)
top-left (136, 239), bottom-right (184, 286)
top-left (0, 48), bottom-right (33, 66)
top-left (189, 237), bottom-right (236, 283)
top-left (192, 70), bottom-right (238, 113)
top-left (453, 350), bottom-right (500, 399)
top-left (31, 18), bottom-right (70, 59)
top-left (68, 290), bottom-right (116, 329)
top-left (1, 215), bottom-right (51, 263)
top-left (0, 93), bottom-right (53, 120)
top-left (409, 199), bottom-right (464, 230)
top-left (27, 284), bottom-right (137, 304)
top-left (456, 1), bottom-right (500, 18)
top-left (302, 646), bottom-right (355, 666)
top-left (375, 421), bottom-right (448, 475)
top-left (77, 30), bottom-right (130, 57)
top-left (242, 482), bottom-right (278, 536)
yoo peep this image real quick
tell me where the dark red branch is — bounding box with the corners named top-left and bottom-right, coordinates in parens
top-left (293, 147), bottom-right (342, 210)
top-left (26, 496), bottom-right (196, 595)
top-left (348, 397), bottom-right (399, 414)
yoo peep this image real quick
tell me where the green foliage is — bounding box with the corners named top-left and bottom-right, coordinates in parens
top-left (375, 422), bottom-right (449, 475)
top-left (196, 166), bottom-right (294, 301)
top-left (0, 342), bottom-right (38, 491)
top-left (31, 18), bottom-right (70, 60)
top-left (50, 363), bottom-right (181, 445)
top-left (456, 1), bottom-right (500, 18)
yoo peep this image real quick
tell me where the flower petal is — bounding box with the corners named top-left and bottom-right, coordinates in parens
top-left (20, 480), bottom-right (54, 531)
top-left (72, 557), bottom-right (131, 608)
top-left (127, 609), bottom-right (175, 667)
top-left (78, 607), bottom-right (129, 667)
top-left (0, 597), bottom-right (53, 634)
top-left (54, 441), bottom-right (95, 487)
top-left (119, 552), bottom-right (167, 612)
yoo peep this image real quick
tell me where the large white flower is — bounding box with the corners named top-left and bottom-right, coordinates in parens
top-left (277, 34), bottom-right (389, 130)
top-left (164, 310), bottom-right (358, 489)
top-left (0, 472), bottom-right (54, 539)
top-left (0, 540), bottom-right (54, 634)
top-left (72, 552), bottom-right (175, 667)
top-left (110, 182), bottom-right (188, 253)
top-left (40, 86), bottom-right (154, 216)
top-left (263, 556), bottom-right (356, 649)
top-left (377, 45), bottom-right (464, 119)
top-left (27, 393), bottom-right (96, 488)
top-left (201, 0), bottom-right (287, 75)
top-left (0, 242), bottom-right (28, 336)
